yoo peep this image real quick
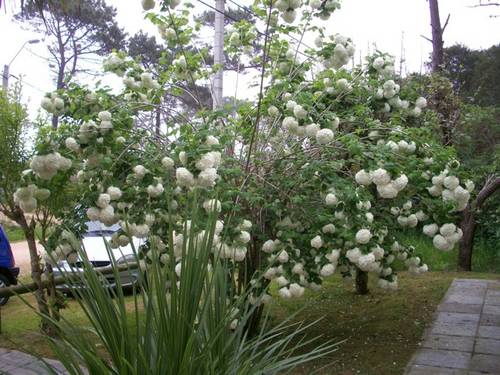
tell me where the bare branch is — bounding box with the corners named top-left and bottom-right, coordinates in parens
top-left (442, 14), bottom-right (451, 32)
top-left (420, 34), bottom-right (433, 43)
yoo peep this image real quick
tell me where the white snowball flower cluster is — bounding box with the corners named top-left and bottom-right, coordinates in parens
top-left (355, 228), bottom-right (372, 244)
top-left (103, 53), bottom-right (124, 75)
top-left (262, 239), bottom-right (280, 253)
top-left (355, 168), bottom-right (407, 199)
top-left (40, 93), bottom-right (65, 114)
top-left (120, 220), bottom-right (150, 238)
top-left (141, 0), bottom-right (155, 11)
top-left (432, 223), bottom-right (463, 251)
top-left (385, 140), bottom-right (417, 154)
top-left (323, 34), bottom-right (355, 69)
top-left (372, 55), bottom-right (395, 77)
top-left (378, 276), bottom-right (398, 290)
top-left (86, 189), bottom-right (122, 226)
top-left (405, 256), bottom-right (428, 274)
top-left (410, 96), bottom-right (428, 117)
top-left (30, 152), bottom-right (72, 180)
top-left (316, 128), bottom-right (334, 144)
top-left (50, 230), bottom-right (81, 264)
top-left (275, 0), bottom-right (302, 23)
top-left (427, 171), bottom-right (471, 211)
top-left (380, 80), bottom-right (400, 100)
top-left (14, 185), bottom-right (50, 213)
top-left (194, 150), bottom-right (221, 188)
top-left (219, 243), bottom-right (247, 262)
top-left (279, 282), bottom-right (305, 299)
top-left (147, 182), bottom-right (164, 197)
top-left (97, 111), bottom-right (113, 132)
top-left (140, 72), bottom-right (160, 90)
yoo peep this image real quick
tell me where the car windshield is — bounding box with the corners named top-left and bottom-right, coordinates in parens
top-left (84, 221), bottom-right (120, 237)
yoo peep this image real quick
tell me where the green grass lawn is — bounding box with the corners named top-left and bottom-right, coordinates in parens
top-left (0, 271), bottom-right (497, 374)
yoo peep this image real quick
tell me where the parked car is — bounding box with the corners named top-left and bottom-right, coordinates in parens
top-left (53, 221), bottom-right (143, 293)
top-left (0, 225), bottom-right (20, 306)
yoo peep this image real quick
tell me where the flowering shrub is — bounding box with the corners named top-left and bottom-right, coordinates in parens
top-left (16, 0), bottom-right (472, 309)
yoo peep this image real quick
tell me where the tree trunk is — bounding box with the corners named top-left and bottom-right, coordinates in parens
top-left (429, 0), bottom-right (444, 72)
top-left (355, 269), bottom-right (369, 295)
top-left (458, 206), bottom-right (475, 271)
top-left (18, 216), bottom-right (56, 335)
top-left (458, 176), bottom-right (500, 271)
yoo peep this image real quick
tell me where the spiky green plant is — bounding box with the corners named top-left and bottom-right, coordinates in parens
top-left (42, 202), bottom-right (336, 374)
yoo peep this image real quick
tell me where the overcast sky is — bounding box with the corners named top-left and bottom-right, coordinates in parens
top-left (0, 0), bottom-right (498, 117)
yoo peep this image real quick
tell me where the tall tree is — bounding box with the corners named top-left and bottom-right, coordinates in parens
top-left (426, 0), bottom-right (450, 72)
top-left (16, 0), bottom-right (127, 128)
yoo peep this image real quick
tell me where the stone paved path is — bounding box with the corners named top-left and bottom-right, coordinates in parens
top-left (406, 278), bottom-right (500, 374)
top-left (0, 348), bottom-right (69, 374)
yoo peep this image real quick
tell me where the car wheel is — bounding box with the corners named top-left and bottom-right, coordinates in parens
top-left (0, 274), bottom-right (10, 306)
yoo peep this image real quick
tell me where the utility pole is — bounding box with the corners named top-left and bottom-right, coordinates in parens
top-left (213, 0), bottom-right (224, 109)
top-left (2, 65), bottom-right (8, 91)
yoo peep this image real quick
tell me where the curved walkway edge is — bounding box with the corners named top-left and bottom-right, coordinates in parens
top-left (406, 278), bottom-right (500, 374)
top-left (0, 348), bottom-right (68, 375)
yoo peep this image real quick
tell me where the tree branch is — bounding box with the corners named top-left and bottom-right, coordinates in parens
top-left (475, 176), bottom-right (500, 209)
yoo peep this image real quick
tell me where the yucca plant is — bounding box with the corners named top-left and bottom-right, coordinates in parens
top-left (42, 202), bottom-right (336, 374)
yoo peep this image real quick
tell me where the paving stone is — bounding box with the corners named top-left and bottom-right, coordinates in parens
top-left (436, 312), bottom-right (480, 325)
top-left (469, 353), bottom-right (500, 373)
top-left (488, 282), bottom-right (500, 290)
top-left (437, 303), bottom-right (482, 314)
top-left (431, 321), bottom-right (478, 337)
top-left (406, 364), bottom-right (467, 374)
top-left (483, 304), bottom-right (500, 316)
top-left (480, 313), bottom-right (500, 326)
top-left (413, 349), bottom-right (471, 369)
top-left (485, 294), bottom-right (500, 306)
top-left (444, 294), bottom-right (484, 305)
top-left (478, 325), bottom-right (500, 340)
top-left (422, 334), bottom-right (474, 352)
top-left (475, 338), bottom-right (500, 355)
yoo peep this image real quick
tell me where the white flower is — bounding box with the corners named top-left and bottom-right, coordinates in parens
top-left (268, 105), bottom-right (279, 117)
top-left (316, 128), bottom-right (334, 144)
top-left (133, 165), bottom-right (147, 179)
top-left (195, 153), bottom-right (216, 171)
top-left (310, 235), bottom-right (323, 249)
top-left (357, 253), bottom-right (376, 272)
top-left (289, 283), bottom-right (305, 297)
top-left (176, 167), bottom-right (195, 187)
top-left (355, 229), bottom-right (372, 244)
top-left (282, 116), bottom-right (299, 131)
top-left (346, 248), bottom-right (361, 263)
top-left (322, 224), bottom-right (336, 234)
top-left (393, 174), bottom-right (408, 191)
top-left (415, 210), bottom-right (428, 221)
top-left (142, 0), bottom-right (155, 10)
top-left (262, 239), bottom-right (277, 253)
top-left (423, 223), bottom-right (439, 237)
top-left (310, 0), bottom-right (321, 8)
top-left (179, 151), bottom-right (188, 166)
top-left (415, 97), bottom-right (427, 109)
top-left (240, 220), bottom-right (252, 230)
top-left (293, 105), bottom-right (307, 119)
top-left (377, 183), bottom-right (398, 199)
top-left (162, 157), bottom-right (175, 169)
top-left (277, 250), bottom-right (289, 263)
top-left (355, 169), bottom-right (372, 186)
top-left (96, 193), bottom-right (111, 208)
top-left (205, 135), bottom-right (219, 146)
top-left (147, 183), bottom-right (164, 197)
top-left (320, 263), bottom-right (335, 277)
top-left (197, 168), bottom-right (218, 188)
top-left (365, 212), bottom-right (374, 223)
top-left (278, 287), bottom-right (292, 299)
top-left (203, 199), bottom-right (222, 213)
top-left (371, 168), bottom-right (391, 185)
top-left (428, 185), bottom-right (443, 197)
top-left (433, 234), bottom-right (453, 251)
top-left (440, 223), bottom-right (456, 237)
top-left (238, 231), bottom-right (251, 244)
top-left (406, 214), bottom-right (418, 228)
top-left (99, 205), bottom-right (116, 226)
top-left (98, 111), bottom-right (112, 122)
top-left (465, 180), bottom-right (475, 192)
top-left (305, 123), bottom-right (320, 137)
top-left (325, 193), bottom-right (339, 206)
top-left (65, 137), bottom-right (80, 152)
top-left (106, 186), bottom-right (122, 201)
top-left (87, 207), bottom-right (100, 221)
top-left (282, 9), bottom-right (297, 23)
top-left (443, 176), bottom-right (460, 190)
